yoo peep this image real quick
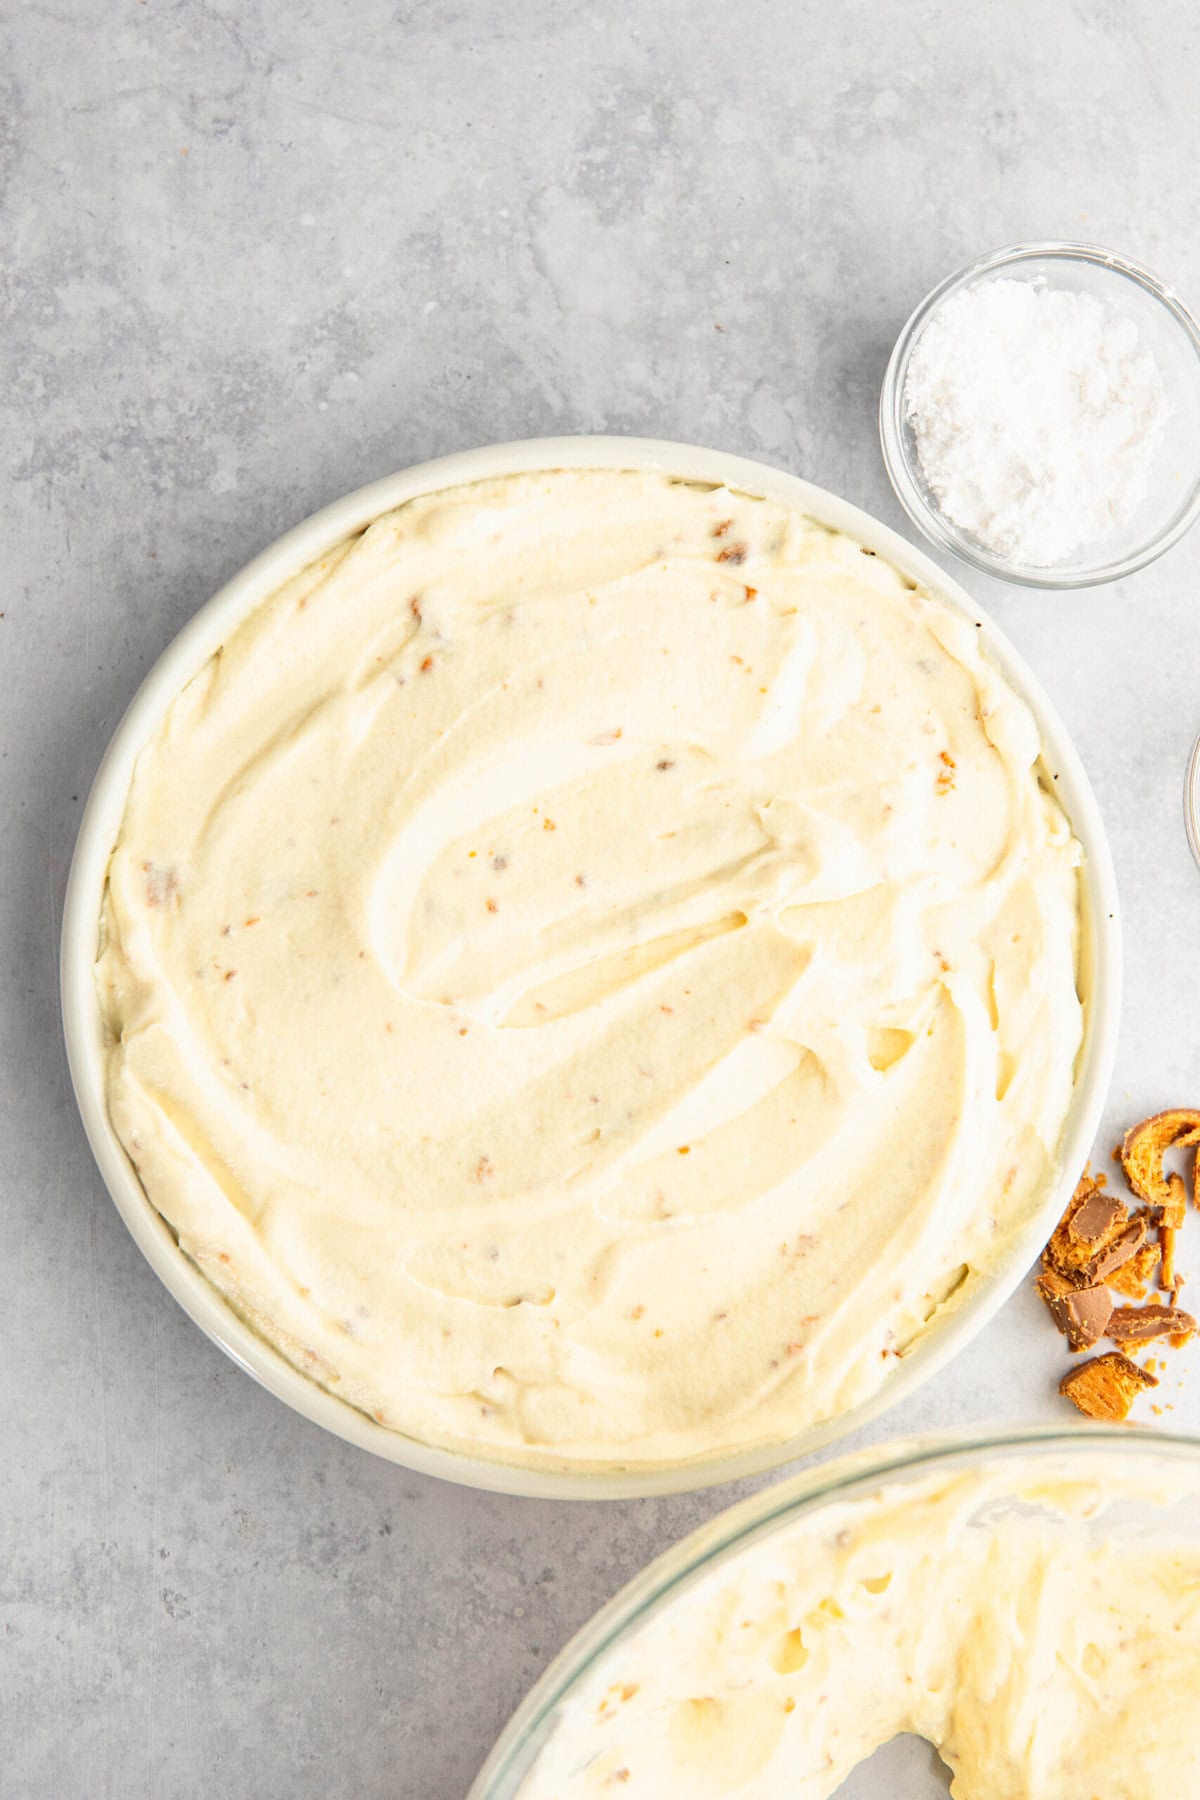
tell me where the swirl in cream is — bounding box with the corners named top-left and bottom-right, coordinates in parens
top-left (97, 470), bottom-right (1082, 1468)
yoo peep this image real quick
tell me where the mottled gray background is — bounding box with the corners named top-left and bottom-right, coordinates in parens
top-left (5, 1), bottom-right (1200, 1795)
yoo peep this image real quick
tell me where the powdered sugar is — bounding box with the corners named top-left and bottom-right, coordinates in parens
top-left (904, 277), bottom-right (1169, 566)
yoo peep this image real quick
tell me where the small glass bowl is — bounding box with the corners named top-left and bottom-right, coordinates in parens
top-left (880, 242), bottom-right (1200, 588)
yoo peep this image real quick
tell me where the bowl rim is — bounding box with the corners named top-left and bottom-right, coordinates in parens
top-left (466, 1421), bottom-right (1200, 1797)
top-left (60, 434), bottom-right (1122, 1500)
top-left (879, 239), bottom-right (1200, 589)
top-left (1184, 727), bottom-right (1200, 874)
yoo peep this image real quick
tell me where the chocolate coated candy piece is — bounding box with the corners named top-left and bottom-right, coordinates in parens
top-left (1107, 1240), bottom-right (1161, 1299)
top-left (1108, 1303), bottom-right (1197, 1345)
top-left (1087, 1216), bottom-right (1146, 1282)
top-left (1043, 1281), bottom-right (1113, 1350)
top-left (1070, 1190), bottom-right (1124, 1246)
top-left (1043, 1178), bottom-right (1129, 1279)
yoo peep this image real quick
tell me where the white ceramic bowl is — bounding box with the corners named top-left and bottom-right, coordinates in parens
top-left (61, 437), bottom-right (1122, 1499)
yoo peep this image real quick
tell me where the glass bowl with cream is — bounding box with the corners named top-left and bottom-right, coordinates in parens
top-left (61, 438), bottom-right (1119, 1497)
top-left (470, 1426), bottom-right (1200, 1797)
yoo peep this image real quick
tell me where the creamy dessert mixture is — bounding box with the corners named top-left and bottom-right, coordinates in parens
top-left (516, 1458), bottom-right (1200, 1798)
top-left (97, 470), bottom-right (1083, 1468)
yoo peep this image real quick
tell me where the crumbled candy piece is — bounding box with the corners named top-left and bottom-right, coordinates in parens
top-left (1160, 1223), bottom-right (1180, 1296)
top-left (1059, 1351), bottom-right (1157, 1422)
top-left (1035, 1274), bottom-right (1113, 1350)
top-left (1105, 1236), bottom-right (1160, 1299)
top-left (1163, 1170), bottom-right (1188, 1231)
top-left (1120, 1109), bottom-right (1200, 1211)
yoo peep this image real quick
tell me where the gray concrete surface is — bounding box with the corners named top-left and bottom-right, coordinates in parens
top-left (4, 1), bottom-right (1200, 1794)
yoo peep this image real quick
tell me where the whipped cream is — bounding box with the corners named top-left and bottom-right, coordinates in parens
top-left (97, 470), bottom-right (1083, 1469)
